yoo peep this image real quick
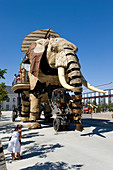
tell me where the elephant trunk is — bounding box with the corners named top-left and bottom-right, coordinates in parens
top-left (57, 47), bottom-right (106, 131)
top-left (65, 48), bottom-right (83, 131)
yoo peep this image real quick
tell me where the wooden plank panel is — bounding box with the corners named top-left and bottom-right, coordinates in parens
top-left (21, 28), bottom-right (61, 53)
top-left (21, 45), bottom-right (30, 48)
top-left (30, 33), bottom-right (45, 36)
top-left (26, 33), bottom-right (60, 37)
top-left (24, 36), bottom-right (45, 40)
top-left (30, 29), bottom-right (59, 34)
top-left (22, 42), bottom-right (35, 45)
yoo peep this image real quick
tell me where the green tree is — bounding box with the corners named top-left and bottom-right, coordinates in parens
top-left (100, 103), bottom-right (106, 112)
top-left (108, 100), bottom-right (113, 111)
top-left (97, 103), bottom-right (101, 112)
top-left (0, 69), bottom-right (7, 79)
top-left (92, 99), bottom-right (97, 106)
top-left (0, 69), bottom-right (8, 107)
top-left (98, 102), bottom-right (108, 112)
top-left (0, 83), bottom-right (8, 104)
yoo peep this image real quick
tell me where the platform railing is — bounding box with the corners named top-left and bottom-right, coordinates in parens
top-left (12, 71), bottom-right (29, 85)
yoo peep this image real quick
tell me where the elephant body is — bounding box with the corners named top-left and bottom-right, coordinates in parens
top-left (20, 37), bottom-right (83, 131)
top-left (18, 29), bottom-right (105, 131)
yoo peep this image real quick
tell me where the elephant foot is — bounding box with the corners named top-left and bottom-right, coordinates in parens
top-left (44, 117), bottom-right (53, 123)
top-left (27, 122), bottom-right (41, 129)
top-left (20, 117), bottom-right (29, 122)
top-left (76, 123), bottom-right (83, 132)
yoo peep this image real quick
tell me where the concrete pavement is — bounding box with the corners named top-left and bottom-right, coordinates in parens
top-left (0, 111), bottom-right (113, 170)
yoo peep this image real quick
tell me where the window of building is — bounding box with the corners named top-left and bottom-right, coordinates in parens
top-left (94, 92), bottom-right (96, 96)
top-left (6, 98), bottom-right (10, 102)
top-left (6, 105), bottom-right (9, 110)
top-left (13, 98), bottom-right (16, 102)
top-left (108, 90), bottom-right (111, 95)
top-left (12, 105), bottom-right (16, 109)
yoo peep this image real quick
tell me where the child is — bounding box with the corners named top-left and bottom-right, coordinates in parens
top-left (7, 124), bottom-right (22, 160)
top-left (17, 124), bottom-right (22, 145)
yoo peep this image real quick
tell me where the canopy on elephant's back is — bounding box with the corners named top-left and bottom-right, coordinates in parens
top-left (21, 28), bottom-right (61, 53)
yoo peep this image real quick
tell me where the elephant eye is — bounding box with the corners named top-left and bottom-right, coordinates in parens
top-left (51, 47), bottom-right (54, 51)
top-left (51, 46), bottom-right (58, 53)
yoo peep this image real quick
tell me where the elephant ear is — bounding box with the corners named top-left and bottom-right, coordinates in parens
top-left (27, 39), bottom-right (49, 90)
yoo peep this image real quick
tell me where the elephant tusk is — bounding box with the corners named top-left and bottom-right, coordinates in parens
top-left (81, 73), bottom-right (106, 93)
top-left (58, 67), bottom-right (76, 91)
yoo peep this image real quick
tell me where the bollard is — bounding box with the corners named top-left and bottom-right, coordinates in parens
top-left (0, 140), bottom-right (7, 170)
top-left (112, 113), bottom-right (113, 118)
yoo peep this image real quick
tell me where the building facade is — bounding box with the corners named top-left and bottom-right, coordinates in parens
top-left (82, 82), bottom-right (113, 105)
top-left (1, 86), bottom-right (18, 111)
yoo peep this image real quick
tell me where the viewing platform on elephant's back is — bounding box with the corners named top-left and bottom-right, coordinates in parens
top-left (12, 62), bottom-right (30, 93)
top-left (12, 82), bottom-right (30, 93)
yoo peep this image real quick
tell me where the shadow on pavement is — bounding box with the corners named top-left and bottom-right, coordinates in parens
top-left (5, 142), bottom-right (62, 163)
top-left (0, 123), bottom-right (15, 134)
top-left (0, 114), bottom-right (11, 122)
top-left (81, 118), bottom-right (113, 138)
top-left (22, 143), bottom-right (63, 159)
top-left (20, 161), bottom-right (83, 170)
top-left (22, 132), bottom-right (44, 139)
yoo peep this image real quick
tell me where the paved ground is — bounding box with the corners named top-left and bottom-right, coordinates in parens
top-left (0, 111), bottom-right (113, 170)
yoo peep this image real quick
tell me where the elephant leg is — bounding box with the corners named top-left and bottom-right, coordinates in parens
top-left (40, 93), bottom-right (52, 123)
top-left (21, 91), bottom-right (30, 122)
top-left (44, 103), bottom-right (52, 123)
top-left (29, 94), bottom-right (41, 121)
top-left (27, 94), bottom-right (41, 129)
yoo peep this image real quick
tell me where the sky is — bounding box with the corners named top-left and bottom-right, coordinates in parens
top-left (0, 0), bottom-right (113, 88)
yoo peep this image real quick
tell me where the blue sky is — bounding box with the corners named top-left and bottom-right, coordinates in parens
top-left (0, 0), bottom-right (113, 87)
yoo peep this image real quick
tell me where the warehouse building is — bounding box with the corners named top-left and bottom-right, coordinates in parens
top-left (82, 82), bottom-right (113, 105)
top-left (1, 86), bottom-right (18, 111)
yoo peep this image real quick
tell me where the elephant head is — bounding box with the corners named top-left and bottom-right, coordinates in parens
top-left (26, 37), bottom-right (105, 94)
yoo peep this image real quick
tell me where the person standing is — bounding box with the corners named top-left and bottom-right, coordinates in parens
top-left (14, 74), bottom-right (17, 84)
top-left (7, 124), bottom-right (22, 160)
top-left (0, 110), bottom-right (2, 119)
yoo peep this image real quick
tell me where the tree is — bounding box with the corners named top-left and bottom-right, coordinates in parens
top-left (108, 100), bottom-right (113, 112)
top-left (92, 99), bottom-right (97, 106)
top-left (97, 102), bottom-right (108, 112)
top-left (0, 83), bottom-right (8, 104)
top-left (0, 69), bottom-right (8, 107)
top-left (0, 69), bottom-right (7, 79)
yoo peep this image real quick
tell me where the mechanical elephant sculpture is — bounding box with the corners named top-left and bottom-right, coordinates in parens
top-left (21, 33), bottom-right (105, 131)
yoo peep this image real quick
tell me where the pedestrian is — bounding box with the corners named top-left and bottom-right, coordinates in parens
top-left (14, 74), bottom-right (17, 84)
top-left (7, 124), bottom-right (23, 160)
top-left (0, 110), bottom-right (2, 119)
